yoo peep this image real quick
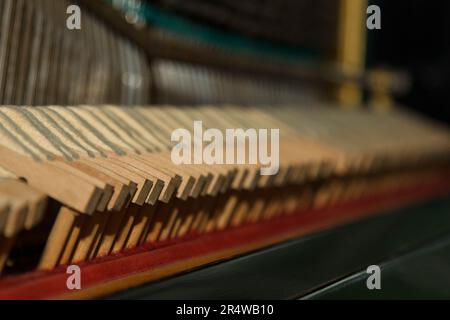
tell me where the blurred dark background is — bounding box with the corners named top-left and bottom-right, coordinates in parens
top-left (369, 0), bottom-right (450, 125)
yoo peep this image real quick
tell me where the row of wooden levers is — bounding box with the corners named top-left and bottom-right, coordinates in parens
top-left (0, 104), bottom-right (449, 275)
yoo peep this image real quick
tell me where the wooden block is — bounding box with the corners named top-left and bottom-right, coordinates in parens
top-left (0, 146), bottom-right (102, 214)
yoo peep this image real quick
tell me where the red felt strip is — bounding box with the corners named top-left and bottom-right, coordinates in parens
top-left (0, 179), bottom-right (449, 299)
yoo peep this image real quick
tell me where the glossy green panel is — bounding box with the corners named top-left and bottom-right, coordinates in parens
top-left (107, 195), bottom-right (450, 299)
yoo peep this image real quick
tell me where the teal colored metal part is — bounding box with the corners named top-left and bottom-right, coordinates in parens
top-left (107, 0), bottom-right (318, 62)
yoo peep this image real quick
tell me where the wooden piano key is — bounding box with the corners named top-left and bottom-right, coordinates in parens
top-left (87, 212), bottom-right (112, 261)
top-left (0, 199), bottom-right (10, 239)
top-left (121, 153), bottom-right (182, 203)
top-left (189, 201), bottom-right (207, 234)
top-left (0, 145), bottom-right (103, 214)
top-left (0, 188), bottom-right (28, 238)
top-left (145, 202), bottom-right (174, 243)
top-left (37, 107), bottom-right (102, 157)
top-left (71, 210), bottom-right (110, 263)
top-left (197, 196), bottom-right (221, 234)
top-left (77, 158), bottom-right (137, 207)
top-left (146, 179), bottom-right (165, 205)
top-left (46, 107), bottom-right (125, 156)
top-left (229, 193), bottom-right (252, 227)
top-left (178, 198), bottom-right (202, 237)
top-left (0, 236), bottom-right (15, 274)
top-left (246, 193), bottom-right (269, 224)
top-left (111, 204), bottom-right (142, 253)
top-left (138, 109), bottom-right (212, 195)
top-left (125, 204), bottom-right (157, 250)
top-left (50, 160), bottom-right (113, 212)
top-left (0, 100), bottom-right (447, 283)
top-left (138, 203), bottom-right (160, 245)
top-left (188, 107), bottom-right (246, 191)
top-left (0, 107), bottom-right (74, 160)
top-left (61, 159), bottom-right (130, 212)
top-left (58, 213), bottom-right (86, 265)
top-left (38, 206), bottom-right (78, 270)
top-left (158, 200), bottom-right (182, 242)
top-left (169, 199), bottom-right (195, 239)
top-left (231, 167), bottom-right (249, 190)
top-left (95, 158), bottom-right (156, 205)
top-left (215, 193), bottom-right (240, 231)
top-left (156, 107), bottom-right (230, 194)
top-left (0, 179), bottom-right (47, 230)
top-left (94, 207), bottom-right (129, 258)
top-left (82, 106), bottom-right (149, 154)
top-left (73, 110), bottom-right (173, 191)
top-left (86, 157), bottom-right (152, 206)
top-left (109, 107), bottom-right (168, 151)
top-left (145, 151), bottom-right (205, 200)
top-left (108, 153), bottom-right (181, 203)
top-left (188, 107), bottom-right (251, 192)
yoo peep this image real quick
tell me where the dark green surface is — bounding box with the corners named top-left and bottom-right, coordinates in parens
top-left (305, 234), bottom-right (450, 299)
top-left (107, 195), bottom-right (450, 299)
